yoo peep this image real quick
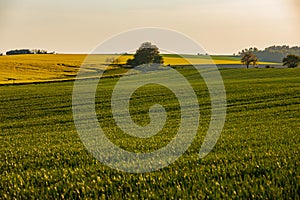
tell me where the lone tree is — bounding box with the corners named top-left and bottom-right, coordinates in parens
top-left (282, 54), bottom-right (300, 68)
top-left (241, 50), bottom-right (258, 68)
top-left (126, 42), bottom-right (164, 67)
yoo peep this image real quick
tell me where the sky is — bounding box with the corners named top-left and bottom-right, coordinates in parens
top-left (0, 0), bottom-right (299, 55)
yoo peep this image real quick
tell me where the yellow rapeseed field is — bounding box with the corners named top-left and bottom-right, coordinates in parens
top-left (0, 54), bottom-right (279, 84)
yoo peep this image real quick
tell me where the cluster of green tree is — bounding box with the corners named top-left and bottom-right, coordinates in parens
top-left (282, 54), bottom-right (300, 68)
top-left (6, 49), bottom-right (32, 55)
top-left (238, 45), bottom-right (300, 62)
top-left (5, 49), bottom-right (54, 55)
top-left (126, 42), bottom-right (164, 67)
top-left (240, 50), bottom-right (258, 68)
top-left (240, 48), bottom-right (300, 68)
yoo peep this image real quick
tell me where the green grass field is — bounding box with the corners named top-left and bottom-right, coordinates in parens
top-left (1, 66), bottom-right (299, 199)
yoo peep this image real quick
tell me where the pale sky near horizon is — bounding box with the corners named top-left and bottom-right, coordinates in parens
top-left (0, 0), bottom-right (299, 54)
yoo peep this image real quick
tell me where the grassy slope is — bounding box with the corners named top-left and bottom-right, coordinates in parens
top-left (0, 54), bottom-right (280, 84)
top-left (0, 68), bottom-right (299, 199)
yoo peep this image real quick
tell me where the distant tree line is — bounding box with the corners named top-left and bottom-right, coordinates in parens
top-left (238, 45), bottom-right (300, 62)
top-left (6, 49), bottom-right (32, 55)
top-left (5, 49), bottom-right (55, 55)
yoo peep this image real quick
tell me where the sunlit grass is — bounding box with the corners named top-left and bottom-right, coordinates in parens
top-left (0, 68), bottom-right (299, 199)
